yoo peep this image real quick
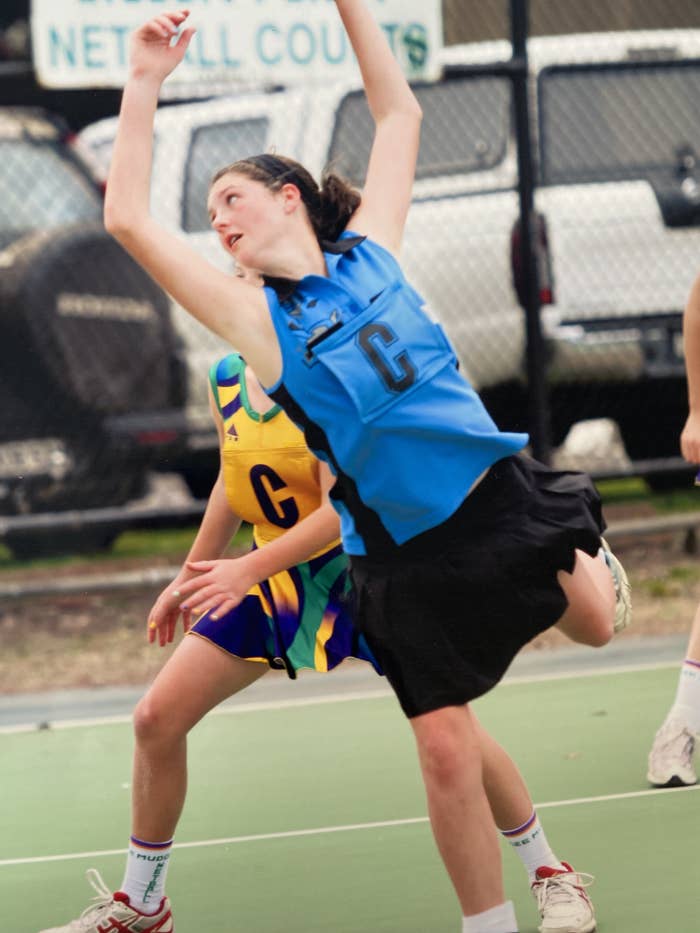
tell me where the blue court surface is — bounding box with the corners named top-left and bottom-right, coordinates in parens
top-left (1, 634), bottom-right (698, 933)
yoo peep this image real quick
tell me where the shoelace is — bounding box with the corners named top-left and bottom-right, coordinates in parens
top-left (78, 869), bottom-right (116, 925)
top-left (533, 870), bottom-right (595, 912)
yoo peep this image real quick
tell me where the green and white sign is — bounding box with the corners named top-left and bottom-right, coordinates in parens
top-left (31, 0), bottom-right (444, 89)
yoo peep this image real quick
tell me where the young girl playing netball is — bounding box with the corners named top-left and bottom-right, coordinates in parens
top-left (48, 5), bottom-right (632, 931)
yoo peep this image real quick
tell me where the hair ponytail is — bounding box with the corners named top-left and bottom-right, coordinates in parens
top-left (317, 171), bottom-right (361, 242)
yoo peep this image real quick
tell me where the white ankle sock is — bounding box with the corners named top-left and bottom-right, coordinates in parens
top-left (121, 836), bottom-right (172, 914)
top-left (462, 901), bottom-right (518, 932)
top-left (669, 659), bottom-right (700, 734)
top-left (500, 809), bottom-right (563, 882)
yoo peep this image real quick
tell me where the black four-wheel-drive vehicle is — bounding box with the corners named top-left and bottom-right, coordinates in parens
top-left (0, 108), bottom-right (189, 557)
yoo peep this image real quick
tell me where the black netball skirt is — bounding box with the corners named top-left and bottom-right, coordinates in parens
top-left (349, 454), bottom-right (605, 718)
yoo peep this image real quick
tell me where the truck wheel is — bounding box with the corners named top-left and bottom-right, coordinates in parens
top-left (0, 224), bottom-right (183, 419)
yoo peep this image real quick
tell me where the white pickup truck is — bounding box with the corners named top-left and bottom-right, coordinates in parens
top-left (80, 29), bottom-right (700, 493)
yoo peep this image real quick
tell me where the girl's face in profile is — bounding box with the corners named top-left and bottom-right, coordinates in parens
top-left (207, 171), bottom-right (291, 272)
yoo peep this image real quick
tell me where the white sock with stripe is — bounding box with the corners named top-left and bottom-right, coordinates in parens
top-left (668, 658), bottom-right (700, 734)
top-left (462, 900), bottom-right (518, 932)
top-left (500, 809), bottom-right (563, 882)
top-left (121, 836), bottom-right (172, 914)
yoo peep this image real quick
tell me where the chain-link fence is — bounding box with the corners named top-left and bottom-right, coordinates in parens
top-left (2, 0), bottom-right (700, 556)
top-left (0, 108), bottom-right (189, 559)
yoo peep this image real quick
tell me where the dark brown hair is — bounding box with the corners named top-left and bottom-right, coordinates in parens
top-left (211, 153), bottom-right (361, 243)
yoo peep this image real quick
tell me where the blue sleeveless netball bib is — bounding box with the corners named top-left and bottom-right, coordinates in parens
top-left (263, 233), bottom-right (528, 556)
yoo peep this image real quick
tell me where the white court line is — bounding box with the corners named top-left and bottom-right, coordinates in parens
top-left (0, 688), bottom-right (394, 735)
top-left (1, 783), bottom-right (697, 869)
top-left (0, 658), bottom-right (681, 736)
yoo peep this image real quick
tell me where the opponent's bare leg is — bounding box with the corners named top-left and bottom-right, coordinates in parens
top-left (131, 634), bottom-right (266, 842)
top-left (119, 635), bottom-right (266, 913)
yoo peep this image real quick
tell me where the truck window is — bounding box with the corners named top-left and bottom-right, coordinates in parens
top-left (538, 60), bottom-right (700, 185)
top-left (183, 117), bottom-right (268, 232)
top-left (0, 140), bottom-right (102, 236)
top-left (328, 75), bottom-right (512, 186)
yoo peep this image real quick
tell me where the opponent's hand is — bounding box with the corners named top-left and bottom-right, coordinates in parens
top-left (129, 10), bottom-right (196, 84)
top-left (680, 410), bottom-right (700, 464)
top-left (174, 558), bottom-right (259, 620)
top-left (146, 572), bottom-right (197, 647)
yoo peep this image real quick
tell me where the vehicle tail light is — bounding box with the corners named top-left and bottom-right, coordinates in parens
top-left (510, 211), bottom-right (555, 307)
top-left (135, 430), bottom-right (180, 446)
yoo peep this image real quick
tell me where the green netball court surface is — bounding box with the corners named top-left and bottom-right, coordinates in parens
top-left (2, 660), bottom-right (699, 933)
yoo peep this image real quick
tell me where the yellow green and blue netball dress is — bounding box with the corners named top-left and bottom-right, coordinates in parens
top-left (188, 353), bottom-right (380, 678)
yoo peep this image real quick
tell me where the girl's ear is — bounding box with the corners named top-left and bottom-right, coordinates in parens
top-left (279, 182), bottom-right (303, 214)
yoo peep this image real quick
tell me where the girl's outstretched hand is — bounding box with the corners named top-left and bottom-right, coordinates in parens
top-left (175, 558), bottom-right (260, 621)
top-left (129, 9), bottom-right (196, 83)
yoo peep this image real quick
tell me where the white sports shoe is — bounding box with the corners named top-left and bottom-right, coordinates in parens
top-left (600, 538), bottom-right (632, 633)
top-left (647, 716), bottom-right (697, 787)
top-left (38, 868), bottom-right (174, 932)
top-left (531, 862), bottom-right (596, 933)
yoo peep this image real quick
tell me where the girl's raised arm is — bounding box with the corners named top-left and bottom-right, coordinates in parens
top-left (334, 0), bottom-right (422, 253)
top-left (104, 10), bottom-right (278, 382)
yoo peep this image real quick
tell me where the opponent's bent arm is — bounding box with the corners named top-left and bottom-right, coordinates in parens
top-left (186, 474), bottom-right (242, 565)
top-left (191, 462), bottom-right (341, 587)
top-left (233, 503), bottom-right (340, 585)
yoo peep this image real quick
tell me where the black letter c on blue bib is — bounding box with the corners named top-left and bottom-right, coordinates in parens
top-left (358, 322), bottom-right (416, 393)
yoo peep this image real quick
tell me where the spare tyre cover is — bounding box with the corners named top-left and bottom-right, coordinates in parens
top-left (0, 223), bottom-right (180, 416)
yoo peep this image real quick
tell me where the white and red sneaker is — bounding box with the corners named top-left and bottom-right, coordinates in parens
top-left (531, 862), bottom-right (596, 933)
top-left (39, 868), bottom-right (173, 932)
